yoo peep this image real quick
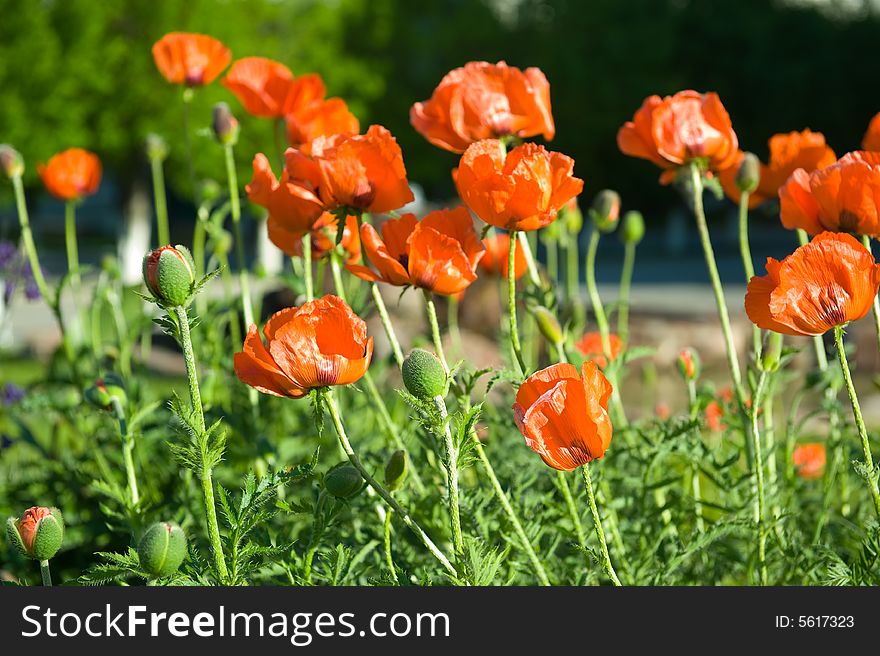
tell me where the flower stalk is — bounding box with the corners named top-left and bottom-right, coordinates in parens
top-left (581, 463), bottom-right (621, 586)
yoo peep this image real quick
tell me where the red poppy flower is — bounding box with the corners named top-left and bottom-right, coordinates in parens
top-left (152, 32), bottom-right (231, 86)
top-left (38, 148), bottom-right (102, 201)
top-left (574, 332), bottom-right (623, 369)
top-left (617, 90), bottom-right (739, 181)
top-left (478, 233), bottom-right (527, 279)
top-left (455, 140), bottom-right (583, 231)
top-left (718, 130), bottom-right (836, 208)
top-left (513, 362), bottom-right (613, 471)
top-left (779, 151), bottom-right (880, 237)
top-left (410, 61), bottom-right (555, 153)
top-left (705, 401), bottom-right (725, 432)
top-left (792, 443), bottom-right (826, 480)
top-left (280, 212), bottom-right (361, 264)
top-left (287, 97), bottom-right (360, 154)
top-left (222, 57), bottom-right (298, 118)
top-left (234, 295), bottom-right (373, 398)
top-left (862, 112), bottom-right (880, 152)
top-left (348, 207), bottom-right (485, 296)
top-left (745, 231), bottom-right (880, 336)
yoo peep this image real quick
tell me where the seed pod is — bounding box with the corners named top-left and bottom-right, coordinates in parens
top-left (138, 522), bottom-right (187, 578)
top-left (324, 464), bottom-right (364, 499)
top-left (7, 507), bottom-right (64, 561)
top-left (676, 347), bottom-right (701, 382)
top-left (142, 245), bottom-right (196, 307)
top-left (620, 210), bottom-right (645, 245)
top-left (589, 189), bottom-right (621, 234)
top-left (384, 450), bottom-right (408, 491)
top-left (402, 349), bottom-right (447, 400)
top-left (736, 152), bottom-right (760, 194)
top-left (0, 144), bottom-right (24, 179)
top-left (533, 306), bottom-right (563, 345)
top-left (212, 102), bottom-right (239, 147)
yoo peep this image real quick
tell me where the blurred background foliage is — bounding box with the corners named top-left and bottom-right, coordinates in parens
top-left (1, 0), bottom-right (879, 242)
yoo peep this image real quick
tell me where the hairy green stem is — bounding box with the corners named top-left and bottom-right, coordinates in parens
top-left (565, 231), bottom-right (585, 330)
top-left (581, 463), bottom-right (621, 586)
top-left (150, 156), bottom-right (170, 246)
top-left (751, 371), bottom-right (769, 586)
top-left (64, 201), bottom-right (80, 287)
top-left (617, 241), bottom-right (636, 346)
top-left (423, 290), bottom-right (449, 373)
top-left (738, 191), bottom-right (762, 361)
top-left (434, 395), bottom-right (463, 554)
top-left (39, 560), bottom-right (52, 587)
top-left (383, 509), bottom-right (399, 584)
top-left (113, 397), bottom-right (139, 507)
top-left (508, 231), bottom-right (528, 375)
top-left (371, 284), bottom-right (404, 369)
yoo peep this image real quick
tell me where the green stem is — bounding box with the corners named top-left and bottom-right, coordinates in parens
top-left (546, 236), bottom-right (558, 283)
top-left (518, 231), bottom-right (542, 288)
top-left (565, 231), bottom-right (585, 330)
top-left (586, 227), bottom-right (612, 358)
top-left (150, 156), bottom-right (170, 246)
top-left (182, 88), bottom-right (198, 203)
top-left (64, 201), bottom-right (80, 286)
top-left (39, 560), bottom-right (52, 586)
top-left (192, 208), bottom-right (207, 316)
top-left (113, 397), bottom-right (139, 507)
top-left (738, 191), bottom-right (762, 361)
top-left (224, 144), bottom-right (254, 329)
top-left (833, 325), bottom-right (880, 519)
top-left (687, 379), bottom-right (705, 534)
top-left (448, 294), bottom-right (465, 360)
top-left (557, 470), bottom-right (586, 549)
top-left (322, 390), bottom-right (458, 577)
top-left (580, 463), bottom-right (621, 586)
top-left (751, 370), bottom-right (769, 586)
top-left (383, 509), bottom-right (399, 584)
top-left (508, 231), bottom-right (528, 375)
top-left (860, 236), bottom-right (880, 354)
top-left (330, 252), bottom-right (347, 303)
top-left (173, 304), bottom-right (228, 580)
top-left (302, 234), bottom-right (314, 302)
top-left (434, 395), bottom-right (463, 554)
top-left (423, 290), bottom-right (449, 373)
top-left (372, 284), bottom-right (404, 370)
top-left (617, 242), bottom-right (635, 346)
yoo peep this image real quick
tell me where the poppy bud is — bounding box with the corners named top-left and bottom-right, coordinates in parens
top-left (324, 464), bottom-right (364, 499)
top-left (588, 189), bottom-right (621, 234)
top-left (200, 179), bottom-right (222, 203)
top-left (384, 450), bottom-right (408, 491)
top-left (138, 521), bottom-right (187, 578)
top-left (402, 349), bottom-right (447, 400)
top-left (761, 332), bottom-right (783, 372)
top-left (145, 134), bottom-right (169, 162)
top-left (7, 507), bottom-right (64, 561)
top-left (212, 102), bottom-right (239, 147)
top-left (84, 373), bottom-right (127, 412)
top-left (560, 200), bottom-right (583, 236)
top-left (620, 210), bottom-right (645, 245)
top-left (677, 348), bottom-right (701, 382)
top-left (0, 144), bottom-right (24, 179)
top-left (142, 245), bottom-right (196, 307)
top-left (735, 152), bottom-right (760, 194)
top-left (533, 305), bottom-right (563, 345)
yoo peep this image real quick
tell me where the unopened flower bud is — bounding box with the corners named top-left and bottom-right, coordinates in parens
top-left (677, 348), bottom-right (701, 382)
top-left (84, 373), bottom-right (127, 412)
top-left (384, 450), bottom-right (408, 491)
top-left (402, 349), bottom-right (447, 400)
top-left (324, 464), bottom-right (363, 499)
top-left (138, 522), bottom-right (187, 578)
top-left (761, 332), bottom-right (783, 372)
top-left (199, 179), bottom-right (222, 203)
top-left (145, 134), bottom-right (169, 162)
top-left (0, 144), bottom-right (24, 179)
top-left (736, 152), bottom-right (760, 194)
top-left (560, 199), bottom-right (583, 236)
top-left (142, 245), bottom-right (196, 307)
top-left (620, 210), bottom-right (645, 245)
top-left (589, 189), bottom-right (621, 233)
top-left (7, 507), bottom-right (64, 561)
top-left (533, 305), bottom-right (563, 345)
top-left (212, 103), bottom-right (239, 146)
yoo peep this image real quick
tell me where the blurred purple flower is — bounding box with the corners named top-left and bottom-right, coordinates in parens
top-left (2, 383), bottom-right (25, 406)
top-left (0, 241), bottom-right (41, 303)
top-left (0, 434), bottom-right (13, 450)
top-left (0, 241), bottom-right (16, 269)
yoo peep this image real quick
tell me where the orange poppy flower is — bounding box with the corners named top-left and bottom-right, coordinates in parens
top-left (745, 231), bottom-right (880, 336)
top-left (222, 57), bottom-right (298, 118)
top-left (152, 32), bottom-right (231, 86)
top-left (617, 90), bottom-right (739, 181)
top-left (234, 295), bottom-right (373, 398)
top-left (705, 400), bottom-right (725, 432)
top-left (513, 362), bottom-right (613, 471)
top-left (455, 140), bottom-right (583, 232)
top-left (281, 212), bottom-right (361, 264)
top-left (574, 332), bottom-right (623, 369)
top-left (862, 112), bottom-right (880, 152)
top-left (478, 233), bottom-right (527, 280)
top-left (287, 97), bottom-right (360, 154)
top-left (792, 443), bottom-right (826, 480)
top-left (779, 151), bottom-right (880, 237)
top-left (347, 207), bottom-right (485, 296)
top-left (410, 61), bottom-right (555, 153)
top-left (718, 130), bottom-right (836, 208)
top-left (38, 148), bottom-right (102, 201)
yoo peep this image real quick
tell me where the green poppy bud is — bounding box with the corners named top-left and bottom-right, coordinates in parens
top-left (138, 522), bottom-right (187, 578)
top-left (620, 210), bottom-right (645, 245)
top-left (533, 305), bottom-right (563, 345)
top-left (84, 373), bottom-right (127, 412)
top-left (324, 464), bottom-right (364, 499)
top-left (736, 152), bottom-right (760, 194)
top-left (402, 349), bottom-right (447, 400)
top-left (589, 189), bottom-right (621, 234)
top-left (676, 348), bottom-right (701, 382)
top-left (212, 102), bottom-right (240, 147)
top-left (761, 332), bottom-right (783, 373)
top-left (560, 200), bottom-right (583, 236)
top-left (0, 144), bottom-right (24, 179)
top-left (142, 245), bottom-right (196, 307)
top-left (384, 450), bottom-right (408, 491)
top-left (7, 507), bottom-right (64, 561)
top-left (145, 134), bottom-right (169, 162)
